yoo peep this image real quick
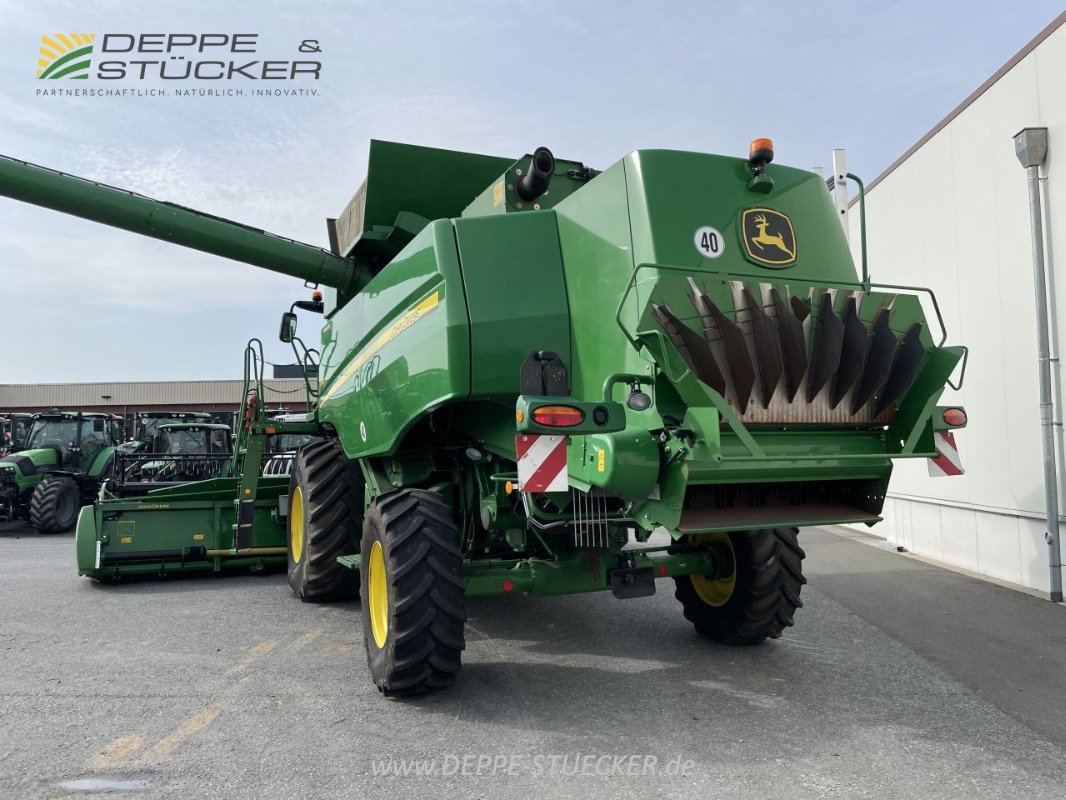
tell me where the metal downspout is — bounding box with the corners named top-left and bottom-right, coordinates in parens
top-left (1016, 127), bottom-right (1063, 601)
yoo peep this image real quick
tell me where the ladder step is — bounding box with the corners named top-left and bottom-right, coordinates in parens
top-left (337, 554), bottom-right (362, 571)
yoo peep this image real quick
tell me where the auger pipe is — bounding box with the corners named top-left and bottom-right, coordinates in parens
top-left (0, 154), bottom-right (357, 292)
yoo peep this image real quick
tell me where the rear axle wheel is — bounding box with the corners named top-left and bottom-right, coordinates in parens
top-left (674, 528), bottom-right (805, 645)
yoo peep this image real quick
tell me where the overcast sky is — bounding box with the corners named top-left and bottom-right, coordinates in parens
top-left (0, 0), bottom-right (1062, 383)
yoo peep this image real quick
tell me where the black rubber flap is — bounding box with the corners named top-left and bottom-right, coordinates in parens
top-left (830, 296), bottom-right (869, 410)
top-left (772, 288), bottom-right (808, 402)
top-left (807, 291), bottom-right (844, 402)
top-left (701, 292), bottom-right (756, 411)
top-left (744, 288), bottom-right (784, 408)
top-left (653, 303), bottom-right (726, 395)
top-left (850, 308), bottom-right (897, 413)
top-left (874, 322), bottom-right (925, 414)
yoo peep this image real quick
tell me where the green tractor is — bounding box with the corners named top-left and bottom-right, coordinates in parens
top-left (0, 411), bottom-right (124, 532)
top-left (119, 422), bottom-right (233, 489)
top-left (0, 139), bottom-right (968, 694)
top-left (0, 412), bottom-right (33, 456)
top-left (127, 411), bottom-right (215, 451)
top-left (262, 413), bottom-right (323, 477)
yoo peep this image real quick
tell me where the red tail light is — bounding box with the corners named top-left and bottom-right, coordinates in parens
top-left (531, 405), bottom-right (584, 427)
top-left (942, 408), bottom-right (967, 427)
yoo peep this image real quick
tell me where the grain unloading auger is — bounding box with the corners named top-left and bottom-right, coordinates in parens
top-left (0, 139), bottom-right (968, 695)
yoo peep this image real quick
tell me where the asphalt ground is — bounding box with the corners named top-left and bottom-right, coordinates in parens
top-left (1, 520), bottom-right (1064, 799)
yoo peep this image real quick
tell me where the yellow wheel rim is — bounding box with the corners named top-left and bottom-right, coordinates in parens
top-left (690, 533), bottom-right (736, 607)
top-left (368, 540), bottom-right (389, 648)
top-left (289, 486), bottom-right (305, 564)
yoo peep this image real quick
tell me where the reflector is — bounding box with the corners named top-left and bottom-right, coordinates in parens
top-left (942, 408), bottom-right (967, 427)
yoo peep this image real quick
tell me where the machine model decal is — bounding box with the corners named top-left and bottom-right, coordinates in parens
top-left (741, 207), bottom-right (796, 266)
top-left (693, 226), bottom-right (725, 259)
top-left (320, 290), bottom-right (440, 402)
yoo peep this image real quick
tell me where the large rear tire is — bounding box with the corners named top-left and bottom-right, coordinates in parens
top-left (286, 440), bottom-right (363, 602)
top-left (674, 528), bottom-right (805, 645)
top-left (361, 489), bottom-right (466, 696)
top-left (29, 475), bottom-right (80, 534)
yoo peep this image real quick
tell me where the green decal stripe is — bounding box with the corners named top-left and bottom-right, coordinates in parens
top-left (48, 59), bottom-right (92, 80)
top-left (38, 45), bottom-right (93, 79)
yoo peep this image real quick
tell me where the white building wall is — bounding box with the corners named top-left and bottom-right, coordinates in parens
top-left (845, 20), bottom-right (1066, 592)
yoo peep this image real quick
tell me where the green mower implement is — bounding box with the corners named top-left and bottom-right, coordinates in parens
top-left (75, 342), bottom-right (321, 580)
top-left (0, 411), bottom-right (124, 532)
top-left (0, 139), bottom-right (968, 694)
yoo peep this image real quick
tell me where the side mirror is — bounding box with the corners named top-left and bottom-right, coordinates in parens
top-left (279, 311), bottom-right (297, 343)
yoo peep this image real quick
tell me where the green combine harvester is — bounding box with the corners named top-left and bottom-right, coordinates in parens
top-left (0, 138), bottom-right (967, 694)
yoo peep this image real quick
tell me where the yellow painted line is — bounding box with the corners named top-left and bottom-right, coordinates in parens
top-left (91, 733), bottom-right (145, 768)
top-left (286, 628), bottom-right (323, 652)
top-left (320, 290), bottom-right (440, 403)
top-left (224, 639), bottom-right (279, 675)
top-left (148, 708), bottom-right (220, 759)
top-left (56, 34), bottom-right (74, 49)
top-left (41, 36), bottom-right (63, 54)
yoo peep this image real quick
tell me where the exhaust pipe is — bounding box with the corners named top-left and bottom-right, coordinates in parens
top-left (516, 147), bottom-right (555, 202)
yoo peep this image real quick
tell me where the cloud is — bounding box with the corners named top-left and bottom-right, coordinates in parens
top-left (1, 0), bottom-right (1063, 382)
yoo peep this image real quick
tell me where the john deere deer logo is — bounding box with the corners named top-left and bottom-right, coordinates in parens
top-left (741, 208), bottom-right (797, 267)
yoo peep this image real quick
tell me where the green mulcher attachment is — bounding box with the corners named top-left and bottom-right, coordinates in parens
top-left (0, 138), bottom-right (967, 695)
top-left (74, 341), bottom-right (322, 581)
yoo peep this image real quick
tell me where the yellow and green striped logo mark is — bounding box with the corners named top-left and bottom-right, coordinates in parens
top-left (37, 34), bottom-right (95, 80)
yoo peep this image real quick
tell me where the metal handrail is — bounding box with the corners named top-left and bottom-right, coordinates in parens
top-left (609, 262), bottom-right (961, 462)
top-left (614, 262), bottom-right (952, 351)
top-left (289, 336), bottom-right (320, 410)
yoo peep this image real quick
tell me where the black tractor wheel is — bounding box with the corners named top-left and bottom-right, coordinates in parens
top-left (361, 489), bottom-right (466, 696)
top-left (29, 475), bottom-right (80, 534)
top-left (286, 439), bottom-right (364, 602)
top-left (674, 528), bottom-right (806, 645)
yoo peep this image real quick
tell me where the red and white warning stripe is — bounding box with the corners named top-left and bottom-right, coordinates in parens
top-left (516, 434), bottom-right (569, 493)
top-left (928, 431), bottom-right (964, 477)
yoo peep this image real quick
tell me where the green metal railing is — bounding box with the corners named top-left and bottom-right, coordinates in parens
top-left (612, 263), bottom-right (967, 463)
